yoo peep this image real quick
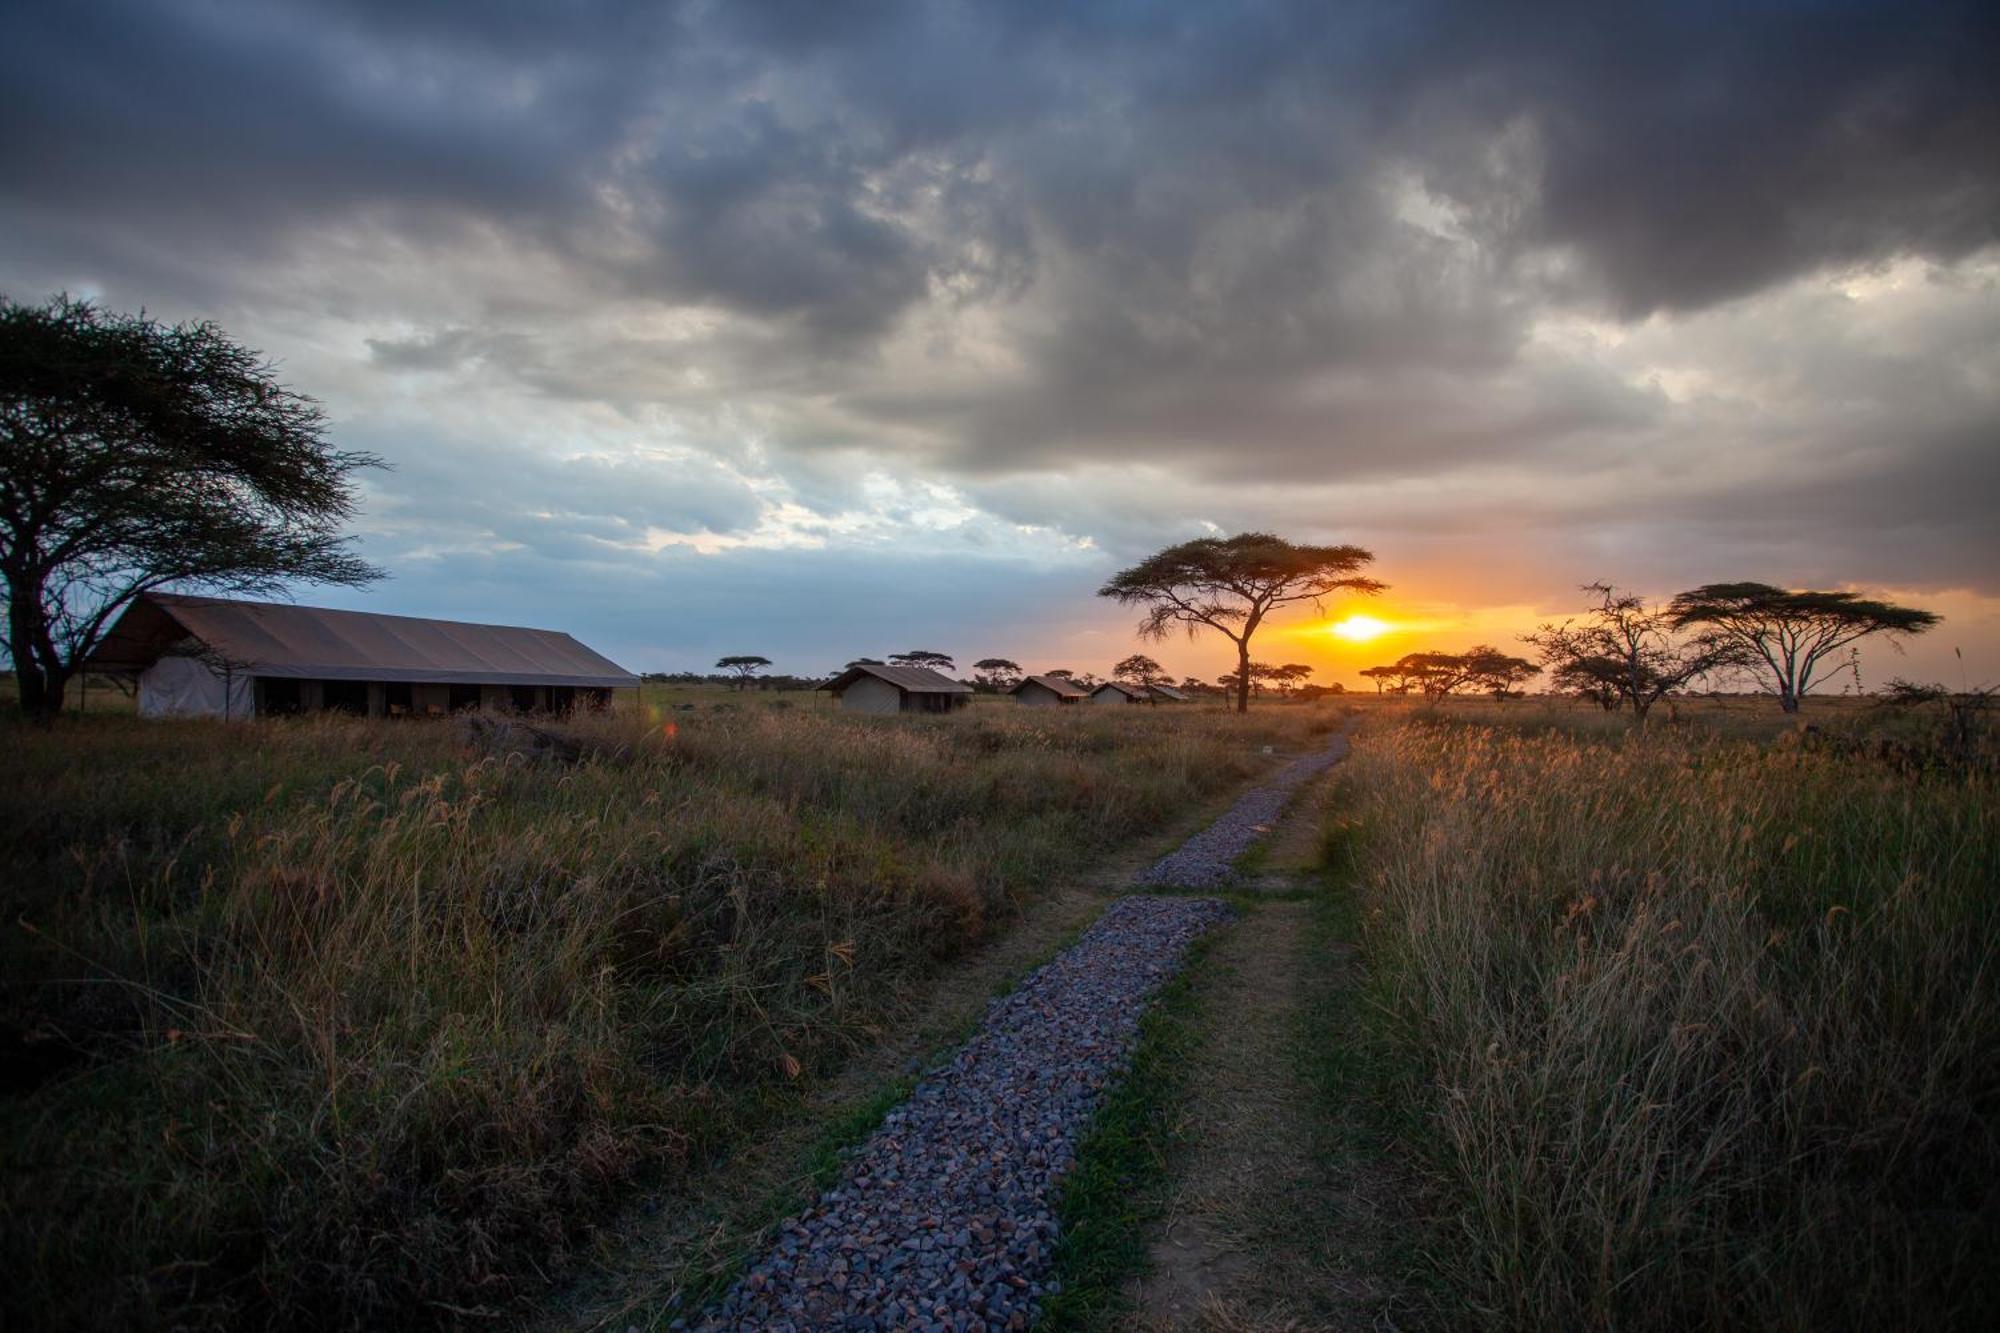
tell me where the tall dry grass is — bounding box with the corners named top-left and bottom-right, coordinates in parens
top-left (1330, 714), bottom-right (1998, 1328)
top-left (0, 701), bottom-right (1338, 1329)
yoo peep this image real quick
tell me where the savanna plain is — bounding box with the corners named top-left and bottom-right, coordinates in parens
top-left (2, 687), bottom-right (1994, 1331)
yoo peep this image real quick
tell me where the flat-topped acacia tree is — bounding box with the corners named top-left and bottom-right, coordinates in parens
top-left (972, 657), bottom-right (1022, 691)
top-left (1668, 582), bottom-right (1939, 712)
top-left (715, 655), bottom-right (772, 689)
top-left (1101, 533), bottom-right (1383, 713)
top-left (889, 649), bottom-right (955, 672)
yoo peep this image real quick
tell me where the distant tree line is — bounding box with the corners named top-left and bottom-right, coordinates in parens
top-left (1363, 581), bottom-right (1939, 716)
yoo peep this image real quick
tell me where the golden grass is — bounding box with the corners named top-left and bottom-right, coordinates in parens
top-left (0, 700), bottom-right (1340, 1329)
top-left (1330, 708), bottom-right (1998, 1328)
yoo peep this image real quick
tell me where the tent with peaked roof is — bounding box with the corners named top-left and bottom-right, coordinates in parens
top-left (86, 592), bottom-right (637, 719)
top-left (819, 662), bottom-right (973, 715)
top-left (1010, 674), bottom-right (1088, 706)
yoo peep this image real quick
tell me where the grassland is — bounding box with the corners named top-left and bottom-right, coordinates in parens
top-left (1324, 698), bottom-right (1999, 1329)
top-left (0, 691), bottom-right (1343, 1330)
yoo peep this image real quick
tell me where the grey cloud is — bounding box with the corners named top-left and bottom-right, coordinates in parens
top-left (3, 0), bottom-right (1997, 653)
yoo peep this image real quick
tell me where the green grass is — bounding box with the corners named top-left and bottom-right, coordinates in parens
top-left (0, 701), bottom-right (1338, 1330)
top-left (1327, 708), bottom-right (2000, 1330)
top-left (1039, 930), bottom-right (1219, 1330)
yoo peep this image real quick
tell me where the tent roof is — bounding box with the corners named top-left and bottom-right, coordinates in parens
top-left (1011, 674), bottom-right (1089, 699)
top-left (86, 593), bottom-right (638, 688)
top-left (819, 662), bottom-right (972, 694)
top-left (1147, 683), bottom-right (1189, 700)
top-left (1092, 679), bottom-right (1150, 698)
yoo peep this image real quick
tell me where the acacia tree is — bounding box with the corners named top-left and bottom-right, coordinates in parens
top-left (972, 657), bottom-right (1023, 691)
top-left (1, 295), bottom-right (382, 720)
top-left (1099, 532), bottom-right (1383, 713)
top-left (1217, 661), bottom-right (1279, 697)
top-left (889, 649), bottom-right (955, 672)
top-left (715, 655), bottom-right (772, 690)
top-left (1358, 664), bottom-right (1405, 694)
top-left (1270, 662), bottom-right (1315, 696)
top-left (1668, 582), bottom-right (1939, 712)
top-left (1524, 583), bottom-right (1744, 721)
top-left (1368, 647), bottom-right (1533, 700)
top-left (1378, 651), bottom-right (1471, 698)
top-left (1462, 646), bottom-right (1539, 698)
top-left (1112, 653), bottom-right (1166, 686)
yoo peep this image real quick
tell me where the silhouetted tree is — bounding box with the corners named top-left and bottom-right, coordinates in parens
top-left (1669, 583), bottom-right (1939, 712)
top-left (1525, 583), bottom-right (1744, 720)
top-left (889, 649), bottom-right (956, 672)
top-left (1461, 646), bottom-right (1540, 698)
top-left (1, 295), bottom-right (382, 719)
top-left (1099, 532), bottom-right (1383, 713)
top-left (1217, 662), bottom-right (1279, 697)
top-left (716, 655), bottom-right (772, 690)
top-left (844, 657), bottom-right (885, 668)
top-left (972, 657), bottom-right (1022, 691)
top-left (1358, 664), bottom-right (1404, 694)
top-left (1112, 653), bottom-right (1166, 686)
top-left (1270, 662), bottom-right (1314, 696)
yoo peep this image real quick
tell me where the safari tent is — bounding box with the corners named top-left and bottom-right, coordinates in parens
top-left (820, 662), bottom-right (973, 715)
top-left (1010, 674), bottom-right (1088, 706)
top-left (1147, 683), bottom-right (1189, 702)
top-left (1089, 680), bottom-right (1151, 705)
top-left (85, 592), bottom-right (638, 719)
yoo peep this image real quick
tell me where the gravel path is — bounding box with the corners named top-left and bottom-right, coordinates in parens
top-left (689, 896), bottom-right (1231, 1332)
top-left (1136, 730), bottom-right (1352, 889)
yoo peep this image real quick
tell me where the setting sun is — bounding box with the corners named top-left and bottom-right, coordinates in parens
top-left (1328, 614), bottom-right (1392, 642)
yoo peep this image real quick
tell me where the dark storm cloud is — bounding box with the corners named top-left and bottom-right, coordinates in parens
top-left (2, 0), bottom-right (1997, 650)
top-left (13, 2), bottom-right (1992, 335)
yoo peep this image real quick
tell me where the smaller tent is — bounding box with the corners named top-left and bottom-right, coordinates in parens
top-left (820, 662), bottom-right (973, 715)
top-left (1090, 680), bottom-right (1151, 705)
top-left (1147, 683), bottom-right (1189, 702)
top-left (1010, 674), bottom-right (1088, 706)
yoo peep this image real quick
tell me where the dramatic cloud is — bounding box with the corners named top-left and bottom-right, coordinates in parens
top-left (3, 0), bottom-right (1995, 682)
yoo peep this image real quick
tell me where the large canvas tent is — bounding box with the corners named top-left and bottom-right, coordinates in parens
top-left (819, 662), bottom-right (973, 715)
top-left (86, 593), bottom-right (638, 719)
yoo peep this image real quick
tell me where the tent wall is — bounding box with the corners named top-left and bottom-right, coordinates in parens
top-left (837, 675), bottom-right (903, 715)
top-left (138, 656), bottom-right (255, 719)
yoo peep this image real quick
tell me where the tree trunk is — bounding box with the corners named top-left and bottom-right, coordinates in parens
top-left (1779, 688), bottom-right (1800, 713)
top-left (1234, 640), bottom-right (1251, 714)
top-left (7, 580), bottom-right (62, 721)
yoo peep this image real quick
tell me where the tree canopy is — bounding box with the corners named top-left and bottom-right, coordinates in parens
top-left (715, 654), bottom-right (772, 689)
top-left (889, 649), bottom-right (955, 672)
top-left (1367, 647), bottom-right (1537, 699)
top-left (1525, 583), bottom-right (1744, 720)
top-left (1099, 532), bottom-right (1382, 713)
top-left (1668, 582), bottom-right (1939, 711)
top-left (1, 294), bottom-right (382, 718)
top-left (1112, 653), bottom-right (1166, 685)
top-left (971, 657), bottom-right (1022, 691)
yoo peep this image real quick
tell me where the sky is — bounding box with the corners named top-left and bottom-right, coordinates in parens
top-left (4, 0), bottom-right (1996, 689)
